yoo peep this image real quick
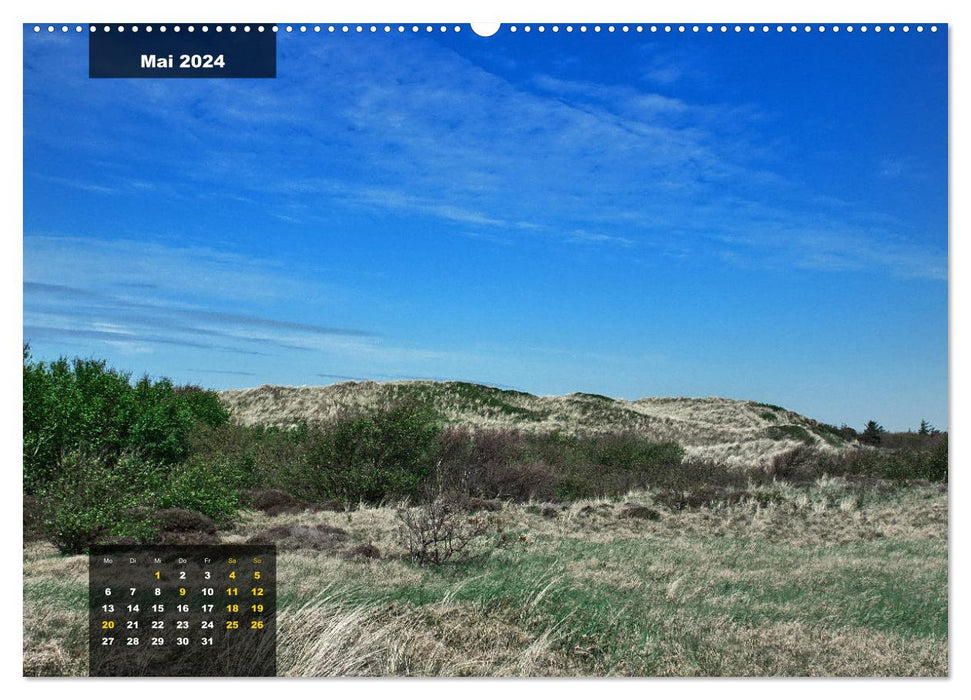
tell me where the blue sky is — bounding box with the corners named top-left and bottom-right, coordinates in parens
top-left (23, 25), bottom-right (947, 431)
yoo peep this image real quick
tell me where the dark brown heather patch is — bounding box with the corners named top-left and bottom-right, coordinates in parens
top-left (248, 524), bottom-right (350, 551)
top-left (619, 503), bottom-right (661, 520)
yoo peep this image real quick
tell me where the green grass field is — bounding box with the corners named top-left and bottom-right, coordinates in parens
top-left (23, 478), bottom-right (947, 677)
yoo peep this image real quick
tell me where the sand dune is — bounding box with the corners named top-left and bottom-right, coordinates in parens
top-left (219, 381), bottom-right (851, 467)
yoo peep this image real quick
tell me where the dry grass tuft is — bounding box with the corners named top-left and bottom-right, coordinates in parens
top-left (277, 586), bottom-right (568, 676)
top-left (648, 617), bottom-right (947, 676)
top-left (23, 544), bottom-right (88, 676)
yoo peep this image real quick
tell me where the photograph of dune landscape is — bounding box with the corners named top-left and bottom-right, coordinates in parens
top-left (22, 20), bottom-right (947, 677)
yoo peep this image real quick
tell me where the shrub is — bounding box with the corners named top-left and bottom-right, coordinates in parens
top-left (676, 459), bottom-right (768, 489)
top-left (482, 460), bottom-right (561, 501)
top-left (768, 438), bottom-right (948, 484)
top-left (173, 383), bottom-right (231, 427)
top-left (837, 424), bottom-right (859, 441)
top-left (38, 452), bottom-right (162, 554)
top-left (593, 433), bottom-right (685, 490)
top-left (23, 348), bottom-right (229, 493)
top-left (432, 427), bottom-right (685, 502)
top-left (190, 409), bottom-right (443, 506)
top-left (431, 427), bottom-right (528, 498)
top-left (395, 499), bottom-right (509, 566)
top-left (189, 422), bottom-right (305, 494)
top-left (36, 448), bottom-right (250, 552)
top-left (849, 436), bottom-right (947, 482)
top-left (24, 353), bottom-right (134, 490)
top-left (769, 445), bottom-right (841, 482)
top-left (191, 413), bottom-right (692, 507)
top-left (302, 403), bottom-right (443, 504)
top-left (916, 434), bottom-right (948, 481)
top-left (158, 455), bottom-right (251, 524)
top-left (555, 473), bottom-right (596, 501)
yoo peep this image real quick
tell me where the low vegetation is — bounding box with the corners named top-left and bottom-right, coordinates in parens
top-left (219, 382), bottom-right (857, 466)
top-left (769, 439), bottom-right (947, 483)
top-left (23, 348), bottom-right (243, 552)
top-left (23, 347), bottom-right (228, 493)
top-left (395, 499), bottom-right (520, 566)
top-left (25, 478), bottom-right (947, 676)
top-left (22, 351), bottom-right (948, 676)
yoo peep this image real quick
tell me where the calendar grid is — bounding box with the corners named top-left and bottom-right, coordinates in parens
top-left (88, 545), bottom-right (276, 677)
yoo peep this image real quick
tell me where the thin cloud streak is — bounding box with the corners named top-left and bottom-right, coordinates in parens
top-left (186, 368), bottom-right (257, 377)
top-left (24, 280), bottom-right (377, 356)
top-left (23, 325), bottom-right (273, 357)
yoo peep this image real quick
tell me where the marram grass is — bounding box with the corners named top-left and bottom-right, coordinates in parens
top-left (24, 479), bottom-right (946, 677)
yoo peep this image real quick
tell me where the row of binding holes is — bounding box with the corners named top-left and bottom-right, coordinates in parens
top-left (32, 24), bottom-right (943, 34)
top-left (35, 25), bottom-right (466, 33)
top-left (508, 25), bottom-right (937, 33)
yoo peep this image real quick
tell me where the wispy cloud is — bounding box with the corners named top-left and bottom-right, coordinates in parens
top-left (877, 155), bottom-right (929, 182)
top-left (37, 175), bottom-right (120, 194)
top-left (23, 324), bottom-right (273, 356)
top-left (22, 236), bottom-right (471, 373)
top-left (23, 236), bottom-right (334, 305)
top-left (186, 368), bottom-right (257, 377)
top-left (566, 229), bottom-right (634, 246)
top-left (24, 302), bottom-right (365, 362)
top-left (24, 35), bottom-right (945, 281)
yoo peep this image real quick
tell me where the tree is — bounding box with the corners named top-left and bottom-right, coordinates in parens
top-left (860, 420), bottom-right (885, 446)
top-left (837, 423), bottom-right (859, 441)
top-left (918, 419), bottom-right (939, 436)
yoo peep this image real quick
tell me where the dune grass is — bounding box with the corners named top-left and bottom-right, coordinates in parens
top-left (218, 382), bottom-right (849, 467)
top-left (23, 478), bottom-right (947, 677)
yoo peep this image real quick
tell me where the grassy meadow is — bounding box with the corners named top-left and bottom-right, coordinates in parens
top-left (25, 478), bottom-right (947, 676)
top-left (22, 351), bottom-right (948, 677)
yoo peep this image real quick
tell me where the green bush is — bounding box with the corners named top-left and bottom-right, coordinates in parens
top-left (430, 427), bottom-right (686, 501)
top-left (24, 352), bottom-right (134, 489)
top-left (174, 383), bottom-right (232, 427)
top-left (857, 437), bottom-right (948, 482)
top-left (189, 422), bottom-right (311, 496)
top-left (189, 412), bottom-right (447, 506)
top-left (23, 348), bottom-right (229, 493)
top-left (37, 449), bottom-right (252, 553)
top-left (38, 452), bottom-right (162, 554)
top-left (769, 437), bottom-right (948, 484)
top-left (538, 432), bottom-right (685, 497)
top-left (303, 404), bottom-right (443, 503)
top-left (158, 454), bottom-right (253, 523)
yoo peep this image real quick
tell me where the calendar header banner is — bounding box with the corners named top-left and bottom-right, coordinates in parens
top-left (87, 24), bottom-right (277, 78)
